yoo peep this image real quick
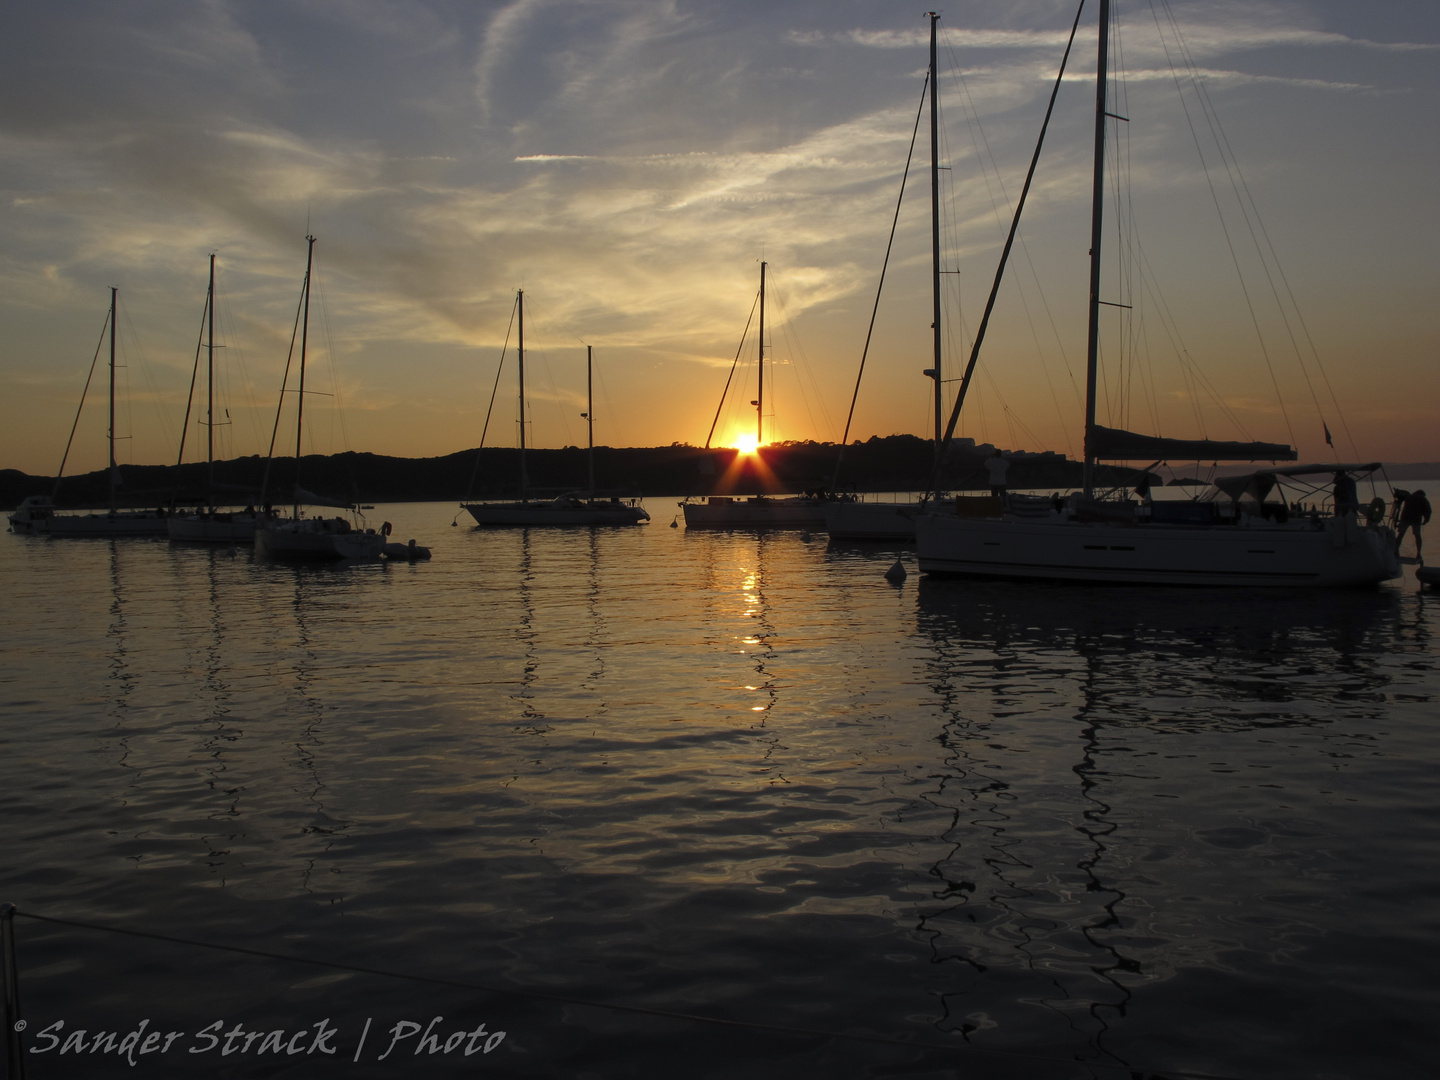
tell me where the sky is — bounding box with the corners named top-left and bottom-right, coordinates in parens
top-left (2, 0), bottom-right (1437, 477)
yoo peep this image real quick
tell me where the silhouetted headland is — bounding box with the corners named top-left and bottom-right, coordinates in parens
top-left (0, 434), bottom-right (1249, 510)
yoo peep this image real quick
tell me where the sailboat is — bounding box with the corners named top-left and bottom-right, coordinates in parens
top-left (26, 288), bottom-right (171, 538)
top-left (168, 254), bottom-right (268, 543)
top-left (915, 0), bottom-right (1399, 587)
top-left (462, 292), bottom-right (650, 527)
top-left (825, 13), bottom-right (946, 543)
top-left (683, 262), bottom-right (848, 529)
top-left (6, 495), bottom-right (54, 535)
top-left (254, 236), bottom-right (386, 560)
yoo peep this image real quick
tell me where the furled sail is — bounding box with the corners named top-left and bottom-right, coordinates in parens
top-left (1087, 425), bottom-right (1296, 462)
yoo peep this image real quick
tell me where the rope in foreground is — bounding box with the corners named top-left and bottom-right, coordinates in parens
top-left (7, 907), bottom-right (1248, 1080)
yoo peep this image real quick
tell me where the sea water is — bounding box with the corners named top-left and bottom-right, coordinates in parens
top-left (1, 499), bottom-right (1437, 1079)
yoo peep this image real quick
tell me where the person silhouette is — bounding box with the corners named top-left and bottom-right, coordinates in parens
top-left (1396, 489), bottom-right (1432, 561)
top-left (986, 449), bottom-right (1010, 499)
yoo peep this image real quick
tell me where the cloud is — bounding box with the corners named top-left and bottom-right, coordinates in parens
top-left (473, 0), bottom-right (548, 122)
top-left (1102, 68), bottom-right (1376, 94)
top-left (833, 11), bottom-right (1438, 58)
top-left (847, 28), bottom-right (1074, 51)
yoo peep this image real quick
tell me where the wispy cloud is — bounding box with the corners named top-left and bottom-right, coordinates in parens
top-left (834, 15), bottom-right (1438, 57)
top-left (473, 0), bottom-right (545, 122)
top-left (1105, 68), bottom-right (1376, 93)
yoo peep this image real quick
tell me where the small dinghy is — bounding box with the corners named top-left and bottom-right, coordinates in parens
top-left (382, 539), bottom-right (431, 561)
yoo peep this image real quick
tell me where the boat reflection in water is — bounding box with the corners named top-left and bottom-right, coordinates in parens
top-left (909, 574), bottom-right (1408, 1072)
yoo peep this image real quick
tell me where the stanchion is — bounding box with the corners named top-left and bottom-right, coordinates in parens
top-left (1, 902), bottom-right (25, 1080)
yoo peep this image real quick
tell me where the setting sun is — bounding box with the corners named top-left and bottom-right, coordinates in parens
top-left (732, 433), bottom-right (760, 455)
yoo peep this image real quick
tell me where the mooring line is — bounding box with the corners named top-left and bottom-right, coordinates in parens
top-left (12, 908), bottom-right (1247, 1079)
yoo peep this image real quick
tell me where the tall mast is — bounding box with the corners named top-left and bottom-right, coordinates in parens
top-left (294, 234), bottom-right (315, 519)
top-left (586, 344), bottom-right (595, 498)
top-left (108, 286), bottom-right (117, 514)
top-left (928, 11), bottom-right (943, 461)
top-left (1082, 0), bottom-right (1110, 498)
top-left (518, 289), bottom-right (528, 502)
top-left (757, 261), bottom-right (766, 448)
top-left (206, 252), bottom-right (216, 507)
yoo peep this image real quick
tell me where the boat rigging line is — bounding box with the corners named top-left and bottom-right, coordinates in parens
top-left (260, 253), bottom-right (311, 505)
top-left (462, 295), bottom-right (518, 504)
top-left (941, 32), bottom-right (1083, 458)
top-left (1147, 0), bottom-right (1355, 461)
top-left (830, 71), bottom-right (929, 490)
top-left (924, 0), bottom-right (1087, 502)
top-left (50, 308), bottom-right (111, 501)
top-left (702, 290), bottom-right (760, 449)
top-left (174, 257), bottom-right (213, 469)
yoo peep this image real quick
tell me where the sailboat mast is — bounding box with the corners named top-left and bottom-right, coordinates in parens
top-left (518, 290), bottom-right (528, 502)
top-left (928, 11), bottom-right (943, 460)
top-left (757, 261), bottom-right (766, 447)
top-left (1082, 0), bottom-right (1110, 499)
top-left (108, 286), bottom-right (117, 514)
top-left (206, 252), bottom-right (215, 507)
top-left (586, 344), bottom-right (595, 498)
top-left (295, 234), bottom-right (315, 519)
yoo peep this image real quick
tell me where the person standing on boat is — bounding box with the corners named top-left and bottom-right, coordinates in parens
top-left (986, 449), bottom-right (1010, 499)
top-left (1332, 471), bottom-right (1359, 518)
top-left (1395, 489), bottom-right (1431, 560)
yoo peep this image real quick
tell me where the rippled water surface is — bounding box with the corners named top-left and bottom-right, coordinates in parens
top-left (2, 500), bottom-right (1438, 1078)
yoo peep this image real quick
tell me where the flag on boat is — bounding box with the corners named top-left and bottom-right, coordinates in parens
top-left (1324, 422), bottom-right (1334, 448)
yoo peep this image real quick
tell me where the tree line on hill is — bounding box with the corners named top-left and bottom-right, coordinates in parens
top-left (0, 434), bottom-right (1149, 510)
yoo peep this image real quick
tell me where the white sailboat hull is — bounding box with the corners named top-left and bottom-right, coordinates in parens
top-left (43, 512), bottom-right (171, 538)
top-left (255, 519), bottom-right (385, 560)
top-left (824, 501), bottom-right (917, 540)
top-left (463, 498), bottom-right (649, 527)
top-left (168, 513), bottom-right (265, 543)
top-left (683, 497), bottom-right (832, 529)
top-left (916, 512), bottom-right (1400, 587)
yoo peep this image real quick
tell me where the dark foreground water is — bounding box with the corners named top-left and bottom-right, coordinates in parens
top-left (2, 500), bottom-right (1438, 1079)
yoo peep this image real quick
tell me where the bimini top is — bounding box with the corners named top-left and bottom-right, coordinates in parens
top-left (1248, 463), bottom-right (1383, 478)
top-left (1213, 463), bottom-right (1383, 502)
